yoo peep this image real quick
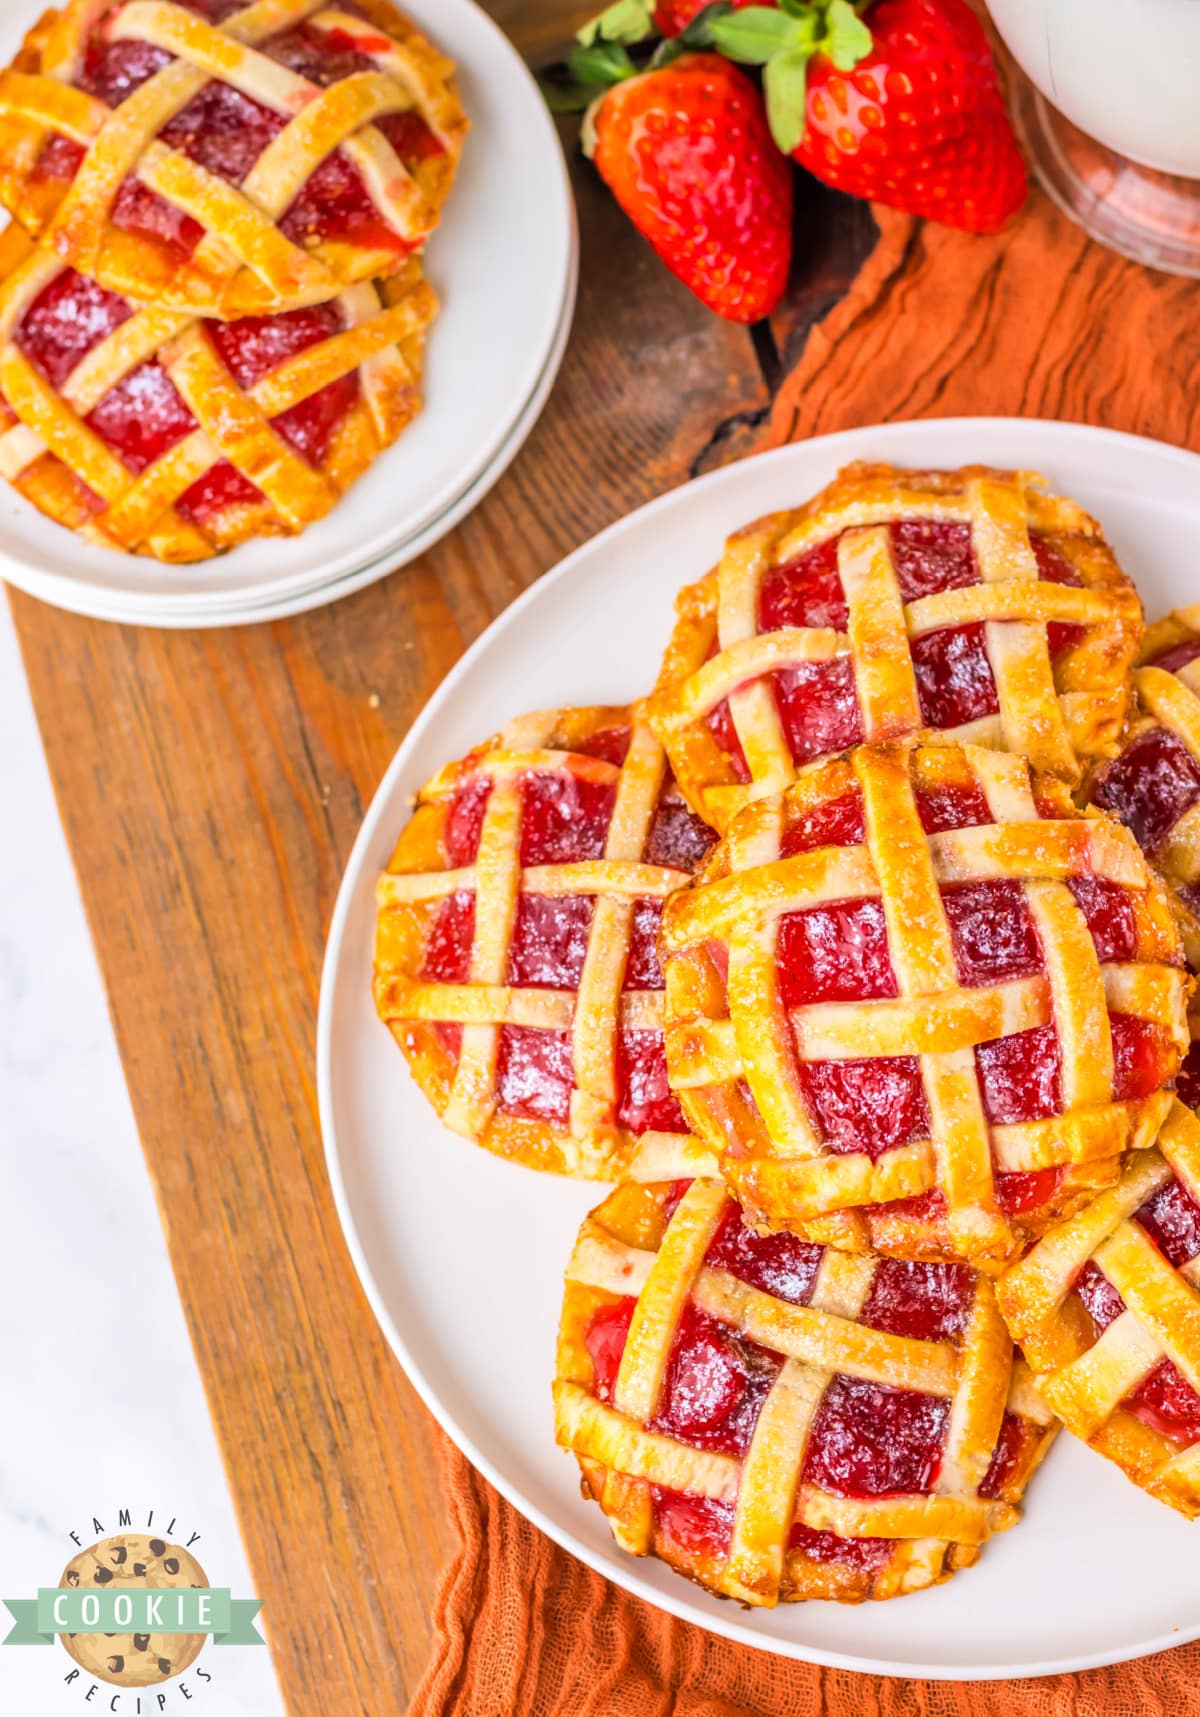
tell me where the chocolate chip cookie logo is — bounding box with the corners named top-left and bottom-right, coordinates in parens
top-left (3, 1514), bottom-right (263, 1708)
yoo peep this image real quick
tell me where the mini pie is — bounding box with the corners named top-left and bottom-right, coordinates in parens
top-left (649, 463), bottom-right (1143, 832)
top-left (998, 1043), bottom-right (1200, 1518)
top-left (1092, 607), bottom-right (1200, 967)
top-left (660, 738), bottom-right (1189, 1269)
top-left (0, 222), bottom-right (434, 560)
top-left (554, 1174), bottom-right (1057, 1605)
top-left (0, 0), bottom-right (467, 317)
top-left (373, 705), bottom-right (717, 1179)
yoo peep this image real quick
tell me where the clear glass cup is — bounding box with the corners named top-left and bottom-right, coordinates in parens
top-left (987, 0), bottom-right (1200, 276)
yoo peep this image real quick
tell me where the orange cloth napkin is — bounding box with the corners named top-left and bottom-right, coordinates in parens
top-left (409, 190), bottom-right (1200, 1716)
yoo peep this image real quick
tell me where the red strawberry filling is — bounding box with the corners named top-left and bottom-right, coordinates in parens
top-left (584, 1204), bottom-right (1011, 1567)
top-left (766, 780), bottom-right (1173, 1209)
top-left (704, 1201), bottom-right (824, 1304)
top-left (8, 265), bottom-right (357, 523)
top-left (650, 1304), bottom-right (780, 1456)
top-left (784, 1519), bottom-right (894, 1570)
top-left (978, 1411), bottom-right (1030, 1499)
top-left (777, 898), bottom-right (896, 1009)
top-left (1136, 1174), bottom-right (1200, 1272)
top-left (707, 523), bottom-right (1084, 771)
top-left (13, 266), bottom-right (133, 389)
top-left (795, 1057), bottom-right (927, 1161)
top-left (421, 728), bottom-right (716, 1132)
top-left (584, 1296), bottom-right (636, 1403)
top-left (495, 1027), bottom-right (577, 1124)
top-left (651, 1491), bottom-right (739, 1560)
top-left (860, 1256), bottom-right (972, 1341)
top-left (1093, 727), bottom-right (1200, 860)
top-left (779, 788), bottom-right (866, 853)
top-left (801, 1374), bottom-right (948, 1496)
top-left (1176, 1041), bottom-right (1200, 1113)
top-left (32, 0), bottom-right (443, 262)
top-left (1147, 636), bottom-right (1200, 676)
top-left (616, 1029), bottom-right (683, 1133)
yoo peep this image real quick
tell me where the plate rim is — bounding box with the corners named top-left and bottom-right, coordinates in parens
top-left (0, 0), bottom-right (575, 617)
top-left (317, 417), bottom-right (1200, 1681)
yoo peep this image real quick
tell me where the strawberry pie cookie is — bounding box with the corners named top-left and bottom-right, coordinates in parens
top-left (373, 704), bottom-right (717, 1179)
top-left (556, 1174), bottom-right (1057, 1604)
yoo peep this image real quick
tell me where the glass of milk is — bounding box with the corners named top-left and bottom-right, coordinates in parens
top-left (987, 0), bottom-right (1200, 275)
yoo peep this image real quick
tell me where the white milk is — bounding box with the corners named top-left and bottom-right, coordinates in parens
top-left (988, 0), bottom-right (1200, 180)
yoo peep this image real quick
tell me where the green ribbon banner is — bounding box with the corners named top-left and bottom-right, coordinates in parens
top-left (3, 1589), bottom-right (263, 1647)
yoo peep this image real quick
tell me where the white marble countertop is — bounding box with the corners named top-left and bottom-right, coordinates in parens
top-left (0, 602), bottom-right (285, 1715)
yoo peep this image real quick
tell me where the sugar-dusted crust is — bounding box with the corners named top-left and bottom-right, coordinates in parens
top-left (373, 704), bottom-right (715, 1180)
top-left (555, 1175), bottom-right (1058, 1605)
top-left (0, 0), bottom-right (467, 316)
top-left (660, 739), bottom-right (1189, 1269)
top-left (998, 1094), bottom-right (1200, 1519)
top-left (0, 222), bottom-right (435, 560)
top-left (648, 462), bottom-right (1143, 833)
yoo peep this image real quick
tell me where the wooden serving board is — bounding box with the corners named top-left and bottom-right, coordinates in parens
top-left (7, 5), bottom-right (874, 1709)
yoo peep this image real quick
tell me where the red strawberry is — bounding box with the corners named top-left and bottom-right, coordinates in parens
top-left (583, 53), bottom-right (793, 322)
top-left (706, 0), bottom-right (1027, 232)
top-left (803, 0), bottom-right (1009, 157)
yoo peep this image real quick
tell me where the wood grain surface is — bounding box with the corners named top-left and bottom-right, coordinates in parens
top-left (6, 5), bottom-right (875, 1711)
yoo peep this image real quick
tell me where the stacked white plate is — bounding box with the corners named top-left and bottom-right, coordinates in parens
top-left (0, 0), bottom-right (577, 627)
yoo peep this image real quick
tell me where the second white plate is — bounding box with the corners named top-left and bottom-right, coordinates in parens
top-left (0, 0), bottom-right (575, 620)
top-left (320, 419), bottom-right (1200, 1680)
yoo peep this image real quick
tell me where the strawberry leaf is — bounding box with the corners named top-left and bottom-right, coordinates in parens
top-left (819, 0), bottom-right (872, 68)
top-left (576, 0), bottom-right (657, 47)
top-left (539, 76), bottom-right (602, 112)
top-left (764, 42), bottom-right (814, 152)
top-left (709, 6), bottom-right (812, 64)
top-left (567, 39), bottom-right (640, 84)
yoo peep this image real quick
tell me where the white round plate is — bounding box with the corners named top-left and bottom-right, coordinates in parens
top-left (0, 0), bottom-right (574, 620)
top-left (319, 420), bottom-right (1200, 1680)
top-left (27, 233), bottom-right (578, 629)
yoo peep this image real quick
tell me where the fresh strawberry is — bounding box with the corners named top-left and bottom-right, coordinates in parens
top-left (809, 0), bottom-right (1006, 159)
top-left (579, 52), bottom-right (793, 321)
top-left (704, 0), bottom-right (1027, 232)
